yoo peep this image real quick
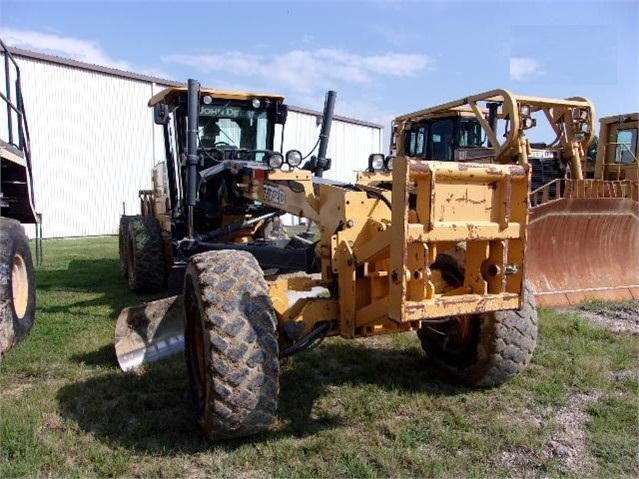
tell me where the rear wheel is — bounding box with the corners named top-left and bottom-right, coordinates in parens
top-left (418, 252), bottom-right (538, 386)
top-left (0, 218), bottom-right (36, 359)
top-left (126, 216), bottom-right (165, 292)
top-left (183, 250), bottom-right (279, 440)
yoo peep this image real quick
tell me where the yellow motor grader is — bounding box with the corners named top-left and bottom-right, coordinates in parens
top-left (116, 81), bottom-right (541, 441)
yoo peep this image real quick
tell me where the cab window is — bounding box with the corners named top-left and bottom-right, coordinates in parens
top-left (458, 119), bottom-right (483, 148)
top-left (429, 118), bottom-right (455, 160)
top-left (615, 128), bottom-right (637, 163)
top-left (408, 125), bottom-right (426, 156)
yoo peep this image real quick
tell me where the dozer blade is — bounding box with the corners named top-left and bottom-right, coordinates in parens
top-left (114, 295), bottom-right (185, 371)
top-left (526, 197), bottom-right (639, 307)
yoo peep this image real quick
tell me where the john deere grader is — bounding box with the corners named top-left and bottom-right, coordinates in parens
top-left (116, 80), bottom-right (538, 441)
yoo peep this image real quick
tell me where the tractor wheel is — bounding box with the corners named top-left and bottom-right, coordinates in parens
top-left (126, 216), bottom-right (165, 293)
top-left (118, 215), bottom-right (134, 278)
top-left (418, 253), bottom-right (538, 387)
top-left (183, 250), bottom-right (280, 440)
top-left (0, 218), bottom-right (36, 359)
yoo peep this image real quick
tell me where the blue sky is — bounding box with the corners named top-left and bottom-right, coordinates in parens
top-left (1, 0), bottom-right (637, 146)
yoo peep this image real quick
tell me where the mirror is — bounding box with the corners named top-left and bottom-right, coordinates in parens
top-left (154, 104), bottom-right (170, 125)
top-left (275, 103), bottom-right (288, 124)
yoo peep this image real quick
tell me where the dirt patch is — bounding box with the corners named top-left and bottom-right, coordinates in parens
top-left (0, 380), bottom-right (36, 400)
top-left (574, 301), bottom-right (639, 336)
top-left (545, 391), bottom-right (602, 473)
top-left (492, 393), bottom-right (604, 476)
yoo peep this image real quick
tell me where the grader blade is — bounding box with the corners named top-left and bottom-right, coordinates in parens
top-left (114, 295), bottom-right (184, 371)
top-left (527, 194), bottom-right (639, 307)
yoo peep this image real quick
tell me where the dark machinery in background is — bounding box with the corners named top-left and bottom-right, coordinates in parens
top-left (0, 38), bottom-right (38, 359)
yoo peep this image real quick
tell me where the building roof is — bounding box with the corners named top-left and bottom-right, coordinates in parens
top-left (6, 46), bottom-right (383, 129)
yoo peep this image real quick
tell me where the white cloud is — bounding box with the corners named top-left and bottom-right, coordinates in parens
top-left (510, 57), bottom-right (544, 81)
top-left (162, 48), bottom-right (432, 95)
top-left (0, 27), bottom-right (171, 79)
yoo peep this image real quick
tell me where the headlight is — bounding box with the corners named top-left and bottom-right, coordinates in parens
top-left (286, 150), bottom-right (303, 167)
top-left (268, 153), bottom-right (283, 169)
top-left (385, 155), bottom-right (394, 171)
top-left (520, 104), bottom-right (531, 117)
top-left (522, 117), bottom-right (536, 129)
top-left (368, 153), bottom-right (385, 171)
top-left (252, 98), bottom-right (261, 108)
top-left (202, 95), bottom-right (213, 105)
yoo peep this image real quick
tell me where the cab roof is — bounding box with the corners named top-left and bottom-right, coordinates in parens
top-left (599, 112), bottom-right (638, 125)
top-left (148, 87), bottom-right (286, 107)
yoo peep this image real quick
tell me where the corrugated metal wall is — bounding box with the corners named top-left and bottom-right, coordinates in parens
top-left (2, 54), bottom-right (382, 237)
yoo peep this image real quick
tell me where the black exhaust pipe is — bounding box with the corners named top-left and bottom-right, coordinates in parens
top-left (486, 102), bottom-right (499, 148)
top-left (186, 79), bottom-right (200, 237)
top-left (313, 90), bottom-right (336, 177)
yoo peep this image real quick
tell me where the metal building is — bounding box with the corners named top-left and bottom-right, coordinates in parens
top-left (1, 48), bottom-right (383, 238)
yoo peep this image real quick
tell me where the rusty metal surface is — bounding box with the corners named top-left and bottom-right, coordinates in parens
top-left (527, 198), bottom-right (639, 306)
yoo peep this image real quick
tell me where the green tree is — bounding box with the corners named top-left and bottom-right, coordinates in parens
top-left (587, 135), bottom-right (598, 166)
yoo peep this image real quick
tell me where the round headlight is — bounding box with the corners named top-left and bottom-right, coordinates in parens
top-left (385, 155), bottom-right (394, 171)
top-left (368, 153), bottom-right (385, 171)
top-left (268, 153), bottom-right (284, 169)
top-left (203, 95), bottom-right (213, 105)
top-left (286, 150), bottom-right (303, 167)
top-left (252, 98), bottom-right (261, 108)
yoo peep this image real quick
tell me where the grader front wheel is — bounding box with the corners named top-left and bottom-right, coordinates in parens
top-left (419, 249), bottom-right (539, 387)
top-left (183, 250), bottom-right (280, 440)
top-left (419, 280), bottom-right (538, 387)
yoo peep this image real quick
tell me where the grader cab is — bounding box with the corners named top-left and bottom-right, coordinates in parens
top-left (116, 81), bottom-right (539, 441)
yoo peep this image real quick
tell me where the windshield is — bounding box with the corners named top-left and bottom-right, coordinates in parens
top-left (198, 104), bottom-right (271, 160)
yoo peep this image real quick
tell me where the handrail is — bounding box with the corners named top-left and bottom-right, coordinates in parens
top-left (530, 179), bottom-right (564, 207)
top-left (604, 141), bottom-right (638, 164)
top-left (1, 38), bottom-right (34, 204)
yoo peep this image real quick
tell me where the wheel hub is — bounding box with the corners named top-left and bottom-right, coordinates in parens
top-left (12, 253), bottom-right (29, 319)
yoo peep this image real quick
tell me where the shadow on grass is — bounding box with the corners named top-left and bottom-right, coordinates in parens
top-left (37, 258), bottom-right (165, 317)
top-left (57, 339), bottom-right (469, 455)
top-left (70, 344), bottom-right (118, 368)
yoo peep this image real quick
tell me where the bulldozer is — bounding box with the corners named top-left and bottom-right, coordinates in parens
top-left (0, 38), bottom-right (38, 359)
top-left (390, 93), bottom-right (638, 307)
top-left (527, 112), bottom-right (638, 306)
top-left (115, 81), bottom-right (539, 440)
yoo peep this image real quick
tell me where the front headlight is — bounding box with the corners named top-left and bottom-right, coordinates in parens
top-left (368, 153), bottom-right (385, 171)
top-left (286, 150), bottom-right (303, 167)
top-left (385, 155), bottom-right (394, 171)
top-left (268, 153), bottom-right (284, 169)
top-left (252, 98), bottom-right (261, 108)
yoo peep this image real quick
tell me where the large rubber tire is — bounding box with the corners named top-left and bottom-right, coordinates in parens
top-left (118, 215), bottom-right (134, 278)
top-left (419, 253), bottom-right (538, 387)
top-left (0, 218), bottom-right (36, 359)
top-left (126, 216), bottom-right (165, 293)
top-left (183, 250), bottom-right (280, 440)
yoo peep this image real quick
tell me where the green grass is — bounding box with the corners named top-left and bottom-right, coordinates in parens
top-left (0, 237), bottom-right (637, 478)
